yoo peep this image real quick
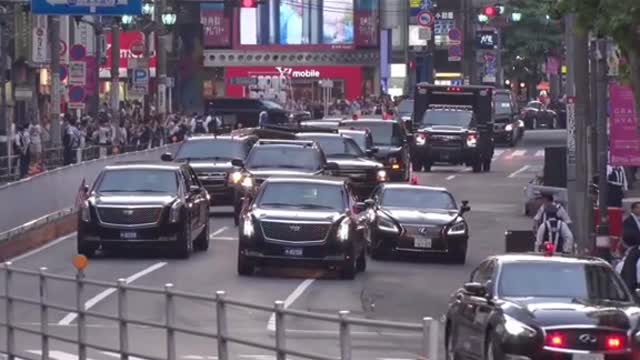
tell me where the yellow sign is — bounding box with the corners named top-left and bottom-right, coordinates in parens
top-left (561, 65), bottom-right (567, 74)
top-left (410, 0), bottom-right (421, 8)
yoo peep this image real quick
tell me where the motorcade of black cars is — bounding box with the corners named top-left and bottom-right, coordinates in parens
top-left (205, 98), bottom-right (290, 129)
top-left (296, 132), bottom-right (387, 199)
top-left (445, 252), bottom-right (640, 360)
top-left (338, 119), bottom-right (412, 182)
top-left (77, 162), bottom-right (210, 258)
top-left (229, 139), bottom-right (339, 225)
top-left (363, 184), bottom-right (470, 263)
top-left (412, 84), bottom-right (495, 173)
top-left (493, 89), bottom-right (523, 147)
top-left (160, 134), bottom-right (256, 205)
top-left (337, 128), bottom-right (375, 152)
top-left (237, 176), bottom-right (368, 279)
top-left (521, 100), bottom-right (558, 129)
top-left (396, 98), bottom-right (414, 127)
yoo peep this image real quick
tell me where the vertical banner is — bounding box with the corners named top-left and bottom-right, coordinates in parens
top-left (566, 96), bottom-right (576, 165)
top-left (482, 52), bottom-right (497, 83)
top-left (354, 0), bottom-right (379, 47)
top-left (609, 84), bottom-right (640, 166)
top-left (32, 15), bottom-right (48, 64)
top-left (74, 16), bottom-right (95, 55)
top-left (379, 29), bottom-right (389, 93)
top-left (200, 3), bottom-right (231, 48)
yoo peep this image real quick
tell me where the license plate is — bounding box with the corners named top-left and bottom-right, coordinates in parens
top-left (120, 231), bottom-right (137, 239)
top-left (572, 354), bottom-right (604, 360)
top-left (414, 237), bottom-right (432, 248)
top-left (284, 248), bottom-right (303, 256)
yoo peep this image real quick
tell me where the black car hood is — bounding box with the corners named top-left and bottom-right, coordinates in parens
top-left (186, 160), bottom-right (235, 172)
top-left (329, 157), bottom-right (383, 169)
top-left (502, 297), bottom-right (640, 329)
top-left (253, 208), bottom-right (343, 222)
top-left (419, 125), bottom-right (468, 133)
top-left (248, 168), bottom-right (322, 179)
top-left (373, 145), bottom-right (403, 159)
top-left (91, 193), bottom-right (177, 206)
top-left (382, 207), bottom-right (459, 225)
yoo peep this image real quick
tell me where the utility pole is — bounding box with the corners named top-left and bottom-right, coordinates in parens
top-left (156, 0), bottom-right (167, 120)
top-left (93, 17), bottom-right (102, 116)
top-left (143, 29), bottom-right (150, 119)
top-left (110, 20), bottom-right (120, 124)
top-left (565, 13), bottom-right (577, 235)
top-left (402, 0), bottom-right (410, 95)
top-left (495, 28), bottom-right (502, 86)
top-left (49, 16), bottom-right (62, 146)
top-left (462, 0), bottom-right (473, 84)
top-left (589, 39), bottom-right (598, 179)
top-left (595, 38), bottom-right (610, 255)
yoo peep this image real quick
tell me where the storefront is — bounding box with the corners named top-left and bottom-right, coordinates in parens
top-left (224, 66), bottom-right (366, 102)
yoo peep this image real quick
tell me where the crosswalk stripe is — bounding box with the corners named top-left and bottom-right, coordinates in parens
top-left (27, 351), bottom-right (82, 360)
top-left (506, 150), bottom-right (526, 158)
top-left (101, 351), bottom-right (148, 360)
top-left (492, 149), bottom-right (505, 159)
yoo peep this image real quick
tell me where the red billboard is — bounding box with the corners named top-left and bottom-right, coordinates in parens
top-left (103, 31), bottom-right (157, 71)
top-left (201, 4), bottom-right (231, 48)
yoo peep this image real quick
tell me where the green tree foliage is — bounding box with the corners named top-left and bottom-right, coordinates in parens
top-left (501, 0), bottom-right (563, 89)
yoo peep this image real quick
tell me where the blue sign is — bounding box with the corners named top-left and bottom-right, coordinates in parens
top-left (132, 69), bottom-right (148, 85)
top-left (31, 0), bottom-right (142, 16)
top-left (59, 65), bottom-right (68, 81)
top-left (70, 44), bottom-right (86, 61)
top-left (69, 86), bottom-right (85, 102)
top-left (448, 28), bottom-right (462, 42)
top-left (451, 80), bottom-right (463, 86)
top-left (416, 11), bottom-right (434, 27)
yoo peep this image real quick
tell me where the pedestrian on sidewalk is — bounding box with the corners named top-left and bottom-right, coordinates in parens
top-left (623, 201), bottom-right (640, 247)
top-left (15, 124), bottom-right (31, 178)
top-left (608, 165), bottom-right (628, 207)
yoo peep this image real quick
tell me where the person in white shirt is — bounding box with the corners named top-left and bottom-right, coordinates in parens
top-left (535, 207), bottom-right (575, 253)
top-left (533, 193), bottom-right (571, 230)
top-left (616, 244), bottom-right (640, 290)
top-left (28, 123), bottom-right (43, 166)
top-left (607, 165), bottom-right (628, 207)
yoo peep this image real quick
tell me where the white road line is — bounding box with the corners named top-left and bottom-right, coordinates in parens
top-left (10, 232), bottom-right (77, 262)
top-left (209, 226), bottom-right (228, 239)
top-left (492, 149), bottom-right (505, 159)
top-left (534, 150), bottom-right (545, 157)
top-left (506, 150), bottom-right (526, 158)
top-left (446, 175), bottom-right (456, 180)
top-left (27, 350), bottom-right (84, 360)
top-left (211, 236), bottom-right (237, 241)
top-left (508, 165), bottom-right (531, 178)
top-left (182, 357), bottom-right (205, 360)
top-left (282, 329), bottom-right (422, 338)
top-left (266, 279), bottom-right (315, 331)
top-left (102, 351), bottom-right (147, 360)
top-left (58, 262), bottom-right (167, 325)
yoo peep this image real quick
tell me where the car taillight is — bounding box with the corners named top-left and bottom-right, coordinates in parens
top-left (467, 134), bottom-right (477, 141)
top-left (606, 335), bottom-right (624, 350)
top-left (546, 333), bottom-right (565, 347)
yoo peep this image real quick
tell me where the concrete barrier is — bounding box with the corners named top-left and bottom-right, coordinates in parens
top-left (0, 144), bottom-right (178, 234)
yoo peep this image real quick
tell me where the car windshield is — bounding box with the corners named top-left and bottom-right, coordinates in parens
top-left (398, 100), bottom-right (414, 115)
top-left (97, 169), bottom-right (178, 194)
top-left (422, 110), bottom-right (473, 127)
top-left (246, 146), bottom-right (323, 170)
top-left (381, 189), bottom-right (457, 210)
top-left (259, 183), bottom-right (344, 210)
top-left (262, 100), bottom-right (284, 110)
top-left (342, 122), bottom-right (402, 146)
top-left (175, 140), bottom-right (247, 161)
top-left (339, 132), bottom-right (368, 150)
top-left (495, 102), bottom-right (512, 115)
top-left (498, 262), bottom-right (630, 301)
top-left (301, 136), bottom-right (364, 157)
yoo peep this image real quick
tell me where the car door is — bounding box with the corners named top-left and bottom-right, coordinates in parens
top-left (187, 166), bottom-right (209, 230)
top-left (180, 167), bottom-right (200, 233)
top-left (468, 260), bottom-right (497, 358)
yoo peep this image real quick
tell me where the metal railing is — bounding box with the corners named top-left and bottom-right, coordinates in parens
top-left (0, 262), bottom-right (440, 360)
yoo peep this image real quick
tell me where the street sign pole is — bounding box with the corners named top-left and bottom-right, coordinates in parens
top-left (50, 15), bottom-right (62, 146)
top-left (143, 31), bottom-right (151, 119)
top-left (110, 20), bottom-right (120, 125)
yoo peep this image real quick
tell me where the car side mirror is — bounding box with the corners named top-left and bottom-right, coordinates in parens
top-left (161, 152), bottom-right (173, 162)
top-left (325, 162), bottom-right (339, 171)
top-left (364, 199), bottom-right (375, 208)
top-left (463, 282), bottom-right (487, 297)
top-left (353, 202), bottom-right (367, 214)
top-left (189, 185), bottom-right (202, 194)
top-left (461, 200), bottom-right (470, 213)
top-left (231, 159), bottom-right (244, 167)
top-left (365, 148), bottom-right (378, 156)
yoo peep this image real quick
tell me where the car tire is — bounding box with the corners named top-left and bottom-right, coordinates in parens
top-left (340, 250), bottom-right (357, 280)
top-left (175, 223), bottom-right (192, 259)
top-left (194, 221), bottom-right (210, 251)
top-left (356, 247), bottom-right (367, 272)
top-left (237, 252), bottom-right (254, 276)
top-left (450, 243), bottom-right (467, 264)
top-left (77, 242), bottom-right (98, 258)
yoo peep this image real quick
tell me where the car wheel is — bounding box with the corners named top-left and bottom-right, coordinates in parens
top-left (237, 252), bottom-right (254, 276)
top-left (175, 223), bottom-right (192, 259)
top-left (77, 242), bottom-right (98, 258)
top-left (194, 221), bottom-right (210, 251)
top-left (472, 160), bottom-right (482, 173)
top-left (340, 249), bottom-right (357, 280)
top-left (450, 243), bottom-right (467, 264)
top-left (356, 247), bottom-right (367, 272)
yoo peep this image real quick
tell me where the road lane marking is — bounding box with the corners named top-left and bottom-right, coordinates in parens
top-left (492, 149), bottom-right (505, 159)
top-left (28, 351), bottom-right (86, 360)
top-left (446, 175), bottom-right (456, 180)
top-left (57, 262), bottom-right (168, 325)
top-left (209, 226), bottom-right (228, 239)
top-left (506, 150), bottom-right (526, 158)
top-left (211, 236), bottom-right (237, 241)
top-left (508, 165), bottom-right (531, 178)
top-left (535, 150), bottom-right (545, 157)
top-left (10, 232), bottom-right (77, 262)
top-left (102, 351), bottom-right (148, 360)
top-left (266, 278), bottom-right (315, 331)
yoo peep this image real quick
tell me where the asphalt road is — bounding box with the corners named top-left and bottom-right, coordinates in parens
top-left (0, 130), bottom-right (567, 360)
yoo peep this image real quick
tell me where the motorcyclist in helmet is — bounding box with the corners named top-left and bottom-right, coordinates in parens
top-left (535, 206), bottom-right (575, 254)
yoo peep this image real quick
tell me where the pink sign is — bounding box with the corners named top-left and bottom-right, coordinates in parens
top-left (354, 11), bottom-right (378, 47)
top-left (201, 7), bottom-right (230, 48)
top-left (545, 57), bottom-right (560, 75)
top-left (609, 84), bottom-right (640, 166)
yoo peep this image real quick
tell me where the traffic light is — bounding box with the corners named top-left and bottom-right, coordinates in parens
top-left (241, 0), bottom-right (257, 7)
top-left (483, 5), bottom-right (498, 18)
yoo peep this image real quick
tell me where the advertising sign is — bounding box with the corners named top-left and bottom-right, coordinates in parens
top-left (69, 61), bottom-right (87, 85)
top-left (103, 31), bottom-right (156, 77)
top-left (200, 3), bottom-right (231, 48)
top-left (609, 84), bottom-right (640, 166)
top-left (482, 52), bottom-right (497, 83)
top-left (355, 10), bottom-right (378, 47)
top-left (32, 15), bottom-right (48, 64)
top-left (128, 57), bottom-right (149, 98)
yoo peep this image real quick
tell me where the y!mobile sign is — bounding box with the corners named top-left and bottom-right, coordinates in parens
top-left (102, 31), bottom-right (156, 77)
top-left (609, 84), bottom-right (640, 166)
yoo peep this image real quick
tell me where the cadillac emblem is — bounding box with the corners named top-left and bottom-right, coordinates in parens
top-left (289, 225), bottom-right (301, 232)
top-left (123, 209), bottom-right (134, 216)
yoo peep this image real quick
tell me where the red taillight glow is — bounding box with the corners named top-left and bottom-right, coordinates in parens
top-left (352, 115), bottom-right (358, 120)
top-left (467, 134), bottom-right (477, 141)
top-left (543, 241), bottom-right (555, 256)
top-left (546, 333), bottom-right (565, 347)
top-left (606, 336), bottom-right (624, 350)
top-left (447, 87), bottom-right (462, 92)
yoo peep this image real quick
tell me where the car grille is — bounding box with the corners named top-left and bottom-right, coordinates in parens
top-left (260, 221), bottom-right (332, 242)
top-left (543, 327), bottom-right (628, 352)
top-left (429, 134), bottom-right (463, 148)
top-left (402, 224), bottom-right (443, 238)
top-left (97, 207), bottom-right (163, 225)
top-left (198, 172), bottom-right (227, 186)
top-left (334, 168), bottom-right (374, 182)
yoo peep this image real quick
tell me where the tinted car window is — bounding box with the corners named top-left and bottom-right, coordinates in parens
top-left (398, 100), bottom-right (414, 116)
top-left (343, 122), bottom-right (402, 146)
top-left (246, 146), bottom-right (323, 171)
top-left (97, 169), bottom-right (178, 194)
top-left (261, 100), bottom-right (284, 110)
top-left (495, 101), bottom-right (512, 115)
top-left (175, 139), bottom-right (248, 160)
top-left (259, 183), bottom-right (344, 210)
top-left (380, 189), bottom-right (456, 209)
top-left (526, 101), bottom-right (542, 110)
top-left (422, 110), bottom-right (473, 127)
top-left (498, 262), bottom-right (630, 301)
top-left (300, 136), bottom-right (364, 157)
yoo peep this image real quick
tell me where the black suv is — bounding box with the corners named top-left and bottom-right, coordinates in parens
top-left (338, 119), bottom-right (411, 182)
top-left (296, 132), bottom-right (386, 199)
top-left (229, 139), bottom-right (339, 225)
top-left (237, 176), bottom-right (368, 279)
top-left (161, 135), bottom-right (256, 205)
top-left (493, 89), bottom-right (522, 146)
top-left (77, 162), bottom-right (210, 258)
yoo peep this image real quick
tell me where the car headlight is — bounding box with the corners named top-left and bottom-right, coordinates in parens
top-left (230, 171), bottom-right (243, 184)
top-left (505, 124), bottom-right (513, 131)
top-left (502, 315), bottom-right (536, 337)
top-left (518, 120), bottom-right (525, 128)
top-left (169, 200), bottom-right (182, 223)
top-left (377, 169), bottom-right (387, 181)
top-left (337, 218), bottom-right (350, 241)
top-left (241, 176), bottom-right (254, 188)
top-left (466, 135), bottom-right (477, 148)
top-left (402, 116), bottom-right (411, 122)
top-left (242, 216), bottom-right (254, 237)
top-left (80, 201), bottom-right (91, 222)
top-left (447, 221), bottom-right (466, 235)
top-left (377, 216), bottom-right (399, 233)
top-left (415, 134), bottom-right (427, 145)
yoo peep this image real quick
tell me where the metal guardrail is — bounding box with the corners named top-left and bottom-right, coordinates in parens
top-left (0, 263), bottom-right (439, 360)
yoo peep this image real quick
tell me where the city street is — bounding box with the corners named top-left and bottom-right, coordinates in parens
top-left (0, 130), bottom-right (566, 360)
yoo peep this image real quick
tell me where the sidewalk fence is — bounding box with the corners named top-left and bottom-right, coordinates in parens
top-left (0, 262), bottom-right (439, 360)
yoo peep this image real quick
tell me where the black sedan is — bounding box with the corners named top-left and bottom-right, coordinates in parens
top-left (77, 162), bottom-right (210, 258)
top-left (237, 176), bottom-right (368, 279)
top-left (363, 184), bottom-right (470, 263)
top-left (296, 132), bottom-right (386, 199)
top-left (521, 100), bottom-right (558, 129)
top-left (445, 253), bottom-right (640, 360)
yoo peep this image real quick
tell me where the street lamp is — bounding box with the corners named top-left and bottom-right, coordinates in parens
top-left (142, 1), bottom-right (154, 16)
top-left (161, 7), bottom-right (177, 26)
top-left (121, 15), bottom-right (134, 25)
top-left (511, 12), bottom-right (522, 22)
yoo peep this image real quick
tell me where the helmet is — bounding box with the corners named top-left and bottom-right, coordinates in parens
top-left (544, 205), bottom-right (559, 220)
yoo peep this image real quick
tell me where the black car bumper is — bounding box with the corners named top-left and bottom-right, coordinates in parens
top-left (497, 333), bottom-right (635, 360)
top-left (78, 221), bottom-right (182, 248)
top-left (493, 129), bottom-right (514, 143)
top-left (377, 230), bottom-right (467, 254)
top-left (414, 144), bottom-right (478, 164)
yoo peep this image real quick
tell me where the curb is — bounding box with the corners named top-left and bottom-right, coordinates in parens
top-left (0, 208), bottom-right (78, 261)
